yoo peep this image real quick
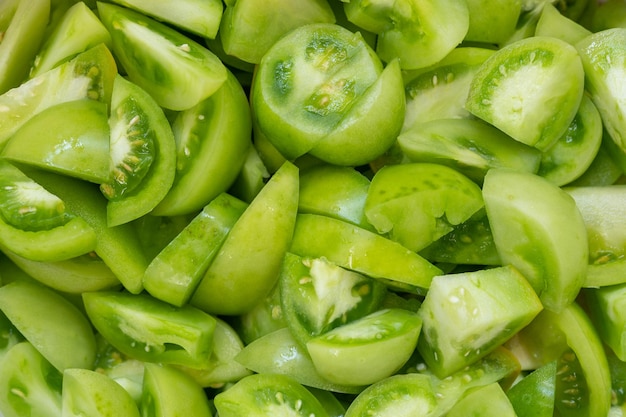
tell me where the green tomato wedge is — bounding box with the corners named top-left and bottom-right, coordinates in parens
top-left (100, 75), bottom-right (176, 227)
top-left (464, 0), bottom-right (522, 45)
top-left (482, 168), bottom-right (588, 312)
top-left (306, 308), bottom-right (422, 386)
top-left (576, 28), bottom-right (626, 154)
top-left (220, 0), bottom-right (336, 64)
top-left (62, 368), bottom-right (140, 417)
top-left (252, 23), bottom-right (405, 166)
top-left (447, 382), bottom-right (517, 417)
top-left (344, 0), bottom-right (470, 70)
top-left (152, 70), bottom-right (252, 216)
top-left (106, 0), bottom-right (223, 39)
top-left (586, 284), bottom-right (626, 361)
top-left (83, 291), bottom-right (217, 369)
top-left (290, 213), bottom-right (443, 293)
top-left (398, 118), bottom-right (542, 184)
top-left (364, 162), bottom-right (484, 252)
top-left (0, 0), bottom-right (49, 94)
top-left (535, 3), bottom-right (591, 46)
top-left (141, 363), bottom-right (213, 417)
top-left (402, 47), bottom-right (495, 131)
top-left (417, 265), bottom-right (542, 378)
top-left (214, 373), bottom-right (330, 417)
top-left (0, 342), bottom-right (62, 417)
top-left (28, 1), bottom-right (112, 78)
top-left (279, 252), bottom-right (387, 347)
top-left (237, 283), bottom-right (287, 345)
top-left (298, 164), bottom-right (372, 229)
top-left (235, 327), bottom-right (365, 394)
top-left (0, 43), bottom-right (116, 150)
top-left (26, 169), bottom-right (149, 294)
top-left (2, 99), bottom-right (111, 183)
top-left (507, 360), bottom-right (557, 417)
top-left (537, 94), bottom-right (603, 186)
top-left (0, 280), bottom-right (96, 372)
top-left (1, 250), bottom-right (120, 294)
top-left (97, 2), bottom-right (227, 111)
top-left (190, 161), bottom-right (299, 316)
top-left (143, 192), bottom-right (247, 307)
top-left (0, 160), bottom-right (96, 262)
top-left (466, 35), bottom-right (585, 151)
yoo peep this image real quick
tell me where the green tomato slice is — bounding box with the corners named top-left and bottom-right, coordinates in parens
top-left (306, 308), bottom-right (421, 386)
top-left (214, 373), bottom-right (330, 417)
top-left (143, 192), bottom-right (247, 307)
top-left (290, 213), bottom-right (442, 293)
top-left (0, 342), bottom-right (62, 417)
top-left (62, 368), bottom-right (140, 417)
top-left (29, 1), bottom-right (112, 78)
top-left (152, 70), bottom-right (252, 216)
top-left (83, 291), bottom-right (217, 369)
top-left (447, 382), bottom-right (517, 417)
top-left (365, 162), bottom-right (484, 252)
top-left (0, 43), bottom-right (116, 150)
top-left (100, 75), bottom-right (176, 227)
top-left (507, 360), bottom-right (557, 417)
top-left (2, 99), bottom-right (111, 183)
top-left (190, 161), bottom-right (299, 316)
top-left (482, 168), bottom-right (588, 312)
top-left (0, 280), bottom-right (96, 372)
top-left (97, 2), bottom-right (227, 111)
top-left (535, 3), bottom-right (591, 45)
top-left (466, 35), bottom-right (585, 151)
top-left (464, 0), bottom-right (521, 45)
top-left (417, 265), bottom-right (542, 378)
top-left (279, 252), bottom-right (387, 347)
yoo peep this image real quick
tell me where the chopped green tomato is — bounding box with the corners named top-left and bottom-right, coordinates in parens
top-left (344, 0), bottom-right (470, 70)
top-left (511, 303), bottom-right (612, 417)
top-left (364, 162), bottom-right (484, 252)
top-left (576, 28), bottom-right (626, 154)
top-left (29, 1), bottom-right (112, 78)
top-left (0, 309), bottom-right (23, 358)
top-left (306, 308), bottom-right (422, 386)
top-left (0, 342), bottom-right (62, 417)
top-left (290, 213), bottom-right (443, 293)
top-left (132, 212), bottom-right (193, 260)
top-left (177, 317), bottom-right (252, 387)
top-left (2, 99), bottom-right (111, 183)
top-left (190, 161), bottom-right (299, 316)
top-left (143, 193), bottom-right (247, 307)
top-left (152, 70), bottom-right (252, 216)
top-left (252, 23), bottom-right (405, 166)
top-left (141, 363), bottom-right (213, 417)
top-left (298, 164), bottom-right (372, 229)
top-left (398, 118), bottom-right (542, 184)
top-left (0, 0), bottom-right (49, 94)
top-left (402, 47), bottom-right (495, 131)
top-left (237, 283), bottom-right (287, 345)
top-left (507, 360), bottom-right (557, 417)
top-left (83, 291), bottom-right (217, 369)
top-left (62, 368), bottom-right (140, 417)
top-left (464, 0), bottom-right (521, 45)
top-left (585, 284), bottom-right (626, 361)
top-left (419, 210), bottom-right (501, 266)
top-left (535, 3), bottom-right (591, 45)
top-left (27, 169), bottom-right (149, 294)
top-left (214, 373), bottom-right (330, 417)
top-left (568, 141), bottom-right (624, 188)
top-left (538, 94), bottom-right (603, 186)
top-left (417, 265), bottom-right (542, 378)
top-left (585, 260), bottom-right (626, 288)
top-left (0, 43), bottom-right (116, 150)
top-left (228, 144), bottom-right (272, 203)
top-left (466, 35), bottom-right (585, 151)
top-left (0, 161), bottom-right (97, 262)
top-left (107, 0), bottom-right (223, 39)
top-left (447, 382), bottom-right (517, 417)
top-left (279, 252), bottom-right (387, 347)
top-left (482, 168), bottom-right (588, 312)
top-left (100, 75), bottom-right (176, 227)
top-left (0, 280), bottom-right (96, 371)
top-left (2, 250), bottom-right (120, 294)
top-left (220, 0), bottom-right (336, 64)
top-left (590, 0), bottom-right (626, 32)
top-left (97, 2), bottom-right (227, 111)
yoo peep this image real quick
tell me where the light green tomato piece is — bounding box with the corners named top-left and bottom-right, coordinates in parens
top-left (464, 0), bottom-right (522, 45)
top-left (190, 161), bottom-right (299, 315)
top-left (62, 368), bottom-right (140, 417)
top-left (535, 3), bottom-right (591, 45)
top-left (0, 280), bottom-right (96, 372)
top-left (446, 382), bottom-right (517, 417)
